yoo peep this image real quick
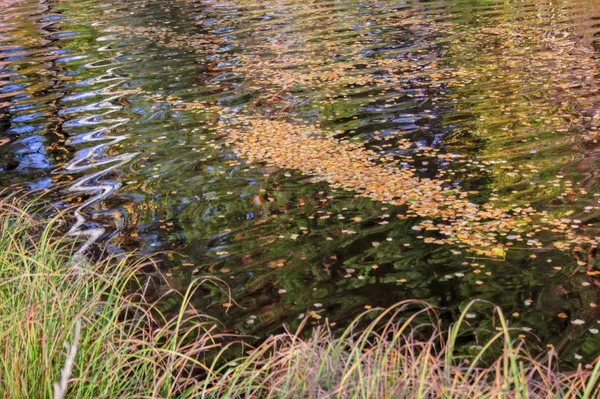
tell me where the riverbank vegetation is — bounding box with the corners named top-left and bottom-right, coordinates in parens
top-left (0, 196), bottom-right (227, 398)
top-left (1, 196), bottom-right (599, 398)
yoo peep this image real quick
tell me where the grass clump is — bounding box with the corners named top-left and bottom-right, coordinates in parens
top-left (0, 197), bottom-right (227, 398)
top-left (0, 195), bottom-right (599, 398)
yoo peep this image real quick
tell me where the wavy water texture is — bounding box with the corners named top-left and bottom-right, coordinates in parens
top-left (60, 63), bottom-right (137, 267)
top-left (0, 0), bottom-right (137, 267)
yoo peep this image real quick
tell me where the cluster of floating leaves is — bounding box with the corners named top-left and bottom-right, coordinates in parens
top-left (216, 106), bottom-right (600, 257)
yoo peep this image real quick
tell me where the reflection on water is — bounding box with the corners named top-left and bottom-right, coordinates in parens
top-left (2, 0), bottom-right (600, 364)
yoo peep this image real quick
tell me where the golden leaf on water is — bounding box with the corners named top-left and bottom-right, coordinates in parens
top-left (491, 247), bottom-right (506, 257)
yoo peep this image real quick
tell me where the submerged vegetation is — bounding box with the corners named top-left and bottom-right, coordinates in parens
top-left (1, 196), bottom-right (600, 398)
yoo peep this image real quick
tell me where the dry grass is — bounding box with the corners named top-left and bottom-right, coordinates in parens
top-left (205, 301), bottom-right (600, 398)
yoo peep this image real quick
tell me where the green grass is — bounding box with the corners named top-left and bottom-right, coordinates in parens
top-left (0, 195), bottom-right (598, 398)
top-left (0, 196), bottom-right (230, 398)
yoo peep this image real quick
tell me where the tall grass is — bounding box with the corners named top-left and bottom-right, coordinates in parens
top-left (0, 196), bottom-right (229, 398)
top-left (0, 195), bottom-right (598, 398)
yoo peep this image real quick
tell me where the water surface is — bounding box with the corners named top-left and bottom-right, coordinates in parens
top-left (2, 0), bottom-right (600, 364)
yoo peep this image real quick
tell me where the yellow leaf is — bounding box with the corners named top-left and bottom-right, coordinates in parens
top-left (491, 247), bottom-right (506, 257)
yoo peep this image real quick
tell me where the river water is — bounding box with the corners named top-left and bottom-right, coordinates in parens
top-left (1, 0), bottom-right (600, 364)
